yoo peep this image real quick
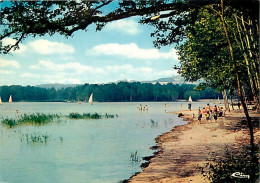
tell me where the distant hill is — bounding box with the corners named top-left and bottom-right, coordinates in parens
top-left (35, 76), bottom-right (202, 90)
top-left (35, 83), bottom-right (80, 90)
top-left (143, 75), bottom-right (202, 85)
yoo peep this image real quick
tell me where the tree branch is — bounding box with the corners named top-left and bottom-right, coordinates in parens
top-left (5, 33), bottom-right (25, 53)
top-left (0, 30), bottom-right (16, 40)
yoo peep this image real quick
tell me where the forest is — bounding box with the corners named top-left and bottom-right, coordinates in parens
top-left (0, 82), bottom-right (221, 102)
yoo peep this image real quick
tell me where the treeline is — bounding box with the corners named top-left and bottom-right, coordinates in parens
top-left (0, 82), bottom-right (221, 102)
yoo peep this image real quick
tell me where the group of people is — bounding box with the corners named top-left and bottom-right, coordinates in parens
top-left (138, 104), bottom-right (148, 112)
top-left (197, 104), bottom-right (224, 123)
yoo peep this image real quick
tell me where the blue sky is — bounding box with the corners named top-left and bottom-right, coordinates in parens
top-left (0, 16), bottom-right (179, 86)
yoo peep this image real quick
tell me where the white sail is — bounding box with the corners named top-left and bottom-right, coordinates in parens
top-left (188, 95), bottom-right (192, 102)
top-left (89, 93), bottom-right (93, 105)
top-left (9, 95), bottom-right (12, 103)
top-left (0, 96), bottom-right (2, 105)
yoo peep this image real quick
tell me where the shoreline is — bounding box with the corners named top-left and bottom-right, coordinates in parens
top-left (127, 108), bottom-right (259, 183)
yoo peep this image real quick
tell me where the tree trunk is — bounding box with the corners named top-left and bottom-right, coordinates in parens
top-left (241, 16), bottom-right (259, 93)
top-left (234, 15), bottom-right (259, 110)
top-left (220, 0), bottom-right (254, 150)
top-left (222, 90), bottom-right (229, 111)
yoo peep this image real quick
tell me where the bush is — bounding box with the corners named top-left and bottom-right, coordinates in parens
top-left (198, 147), bottom-right (259, 183)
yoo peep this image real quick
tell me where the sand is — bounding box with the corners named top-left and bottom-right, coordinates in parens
top-left (128, 108), bottom-right (260, 183)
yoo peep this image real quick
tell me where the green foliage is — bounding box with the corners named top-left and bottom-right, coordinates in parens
top-left (184, 91), bottom-right (200, 101)
top-left (0, 83), bottom-right (222, 102)
top-left (1, 113), bottom-right (60, 127)
top-left (198, 148), bottom-right (259, 183)
top-left (176, 8), bottom-right (237, 90)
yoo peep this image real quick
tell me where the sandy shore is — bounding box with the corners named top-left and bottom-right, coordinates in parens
top-left (128, 108), bottom-right (259, 183)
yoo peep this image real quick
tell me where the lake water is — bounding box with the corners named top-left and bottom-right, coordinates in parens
top-left (0, 101), bottom-right (211, 183)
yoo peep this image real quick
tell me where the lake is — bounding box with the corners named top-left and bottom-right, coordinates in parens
top-left (0, 101), bottom-right (211, 183)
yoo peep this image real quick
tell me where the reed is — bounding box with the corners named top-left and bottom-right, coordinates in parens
top-left (130, 151), bottom-right (140, 162)
top-left (150, 119), bottom-right (158, 127)
top-left (59, 136), bottom-right (64, 143)
top-left (19, 113), bottom-right (60, 125)
top-left (2, 118), bottom-right (17, 127)
top-left (20, 132), bottom-right (50, 144)
top-left (67, 112), bottom-right (117, 119)
top-left (1, 113), bottom-right (60, 127)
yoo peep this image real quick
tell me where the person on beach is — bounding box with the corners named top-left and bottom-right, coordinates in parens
top-left (188, 103), bottom-right (191, 111)
top-left (198, 108), bottom-right (202, 123)
top-left (213, 105), bottom-right (217, 113)
top-left (219, 107), bottom-right (223, 117)
top-left (206, 111), bottom-right (210, 121)
top-left (238, 101), bottom-right (241, 109)
top-left (139, 104), bottom-right (142, 111)
top-left (202, 107), bottom-right (206, 114)
top-left (222, 108), bottom-right (226, 116)
top-left (213, 110), bottom-right (218, 122)
top-left (206, 103), bottom-right (210, 112)
top-left (210, 110), bottom-right (213, 122)
top-left (180, 104), bottom-right (182, 110)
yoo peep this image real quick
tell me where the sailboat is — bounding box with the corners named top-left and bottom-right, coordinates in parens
top-left (9, 95), bottom-right (12, 103)
top-left (188, 95), bottom-right (192, 102)
top-left (0, 96), bottom-right (2, 105)
top-left (89, 93), bottom-right (93, 105)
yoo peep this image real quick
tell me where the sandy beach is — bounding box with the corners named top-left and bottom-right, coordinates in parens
top-left (129, 107), bottom-right (260, 183)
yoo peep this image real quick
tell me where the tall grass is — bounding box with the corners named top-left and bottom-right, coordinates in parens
top-left (67, 112), bottom-right (118, 119)
top-left (2, 118), bottom-right (17, 127)
top-left (130, 151), bottom-right (140, 162)
top-left (19, 132), bottom-right (50, 144)
top-left (151, 119), bottom-right (158, 128)
top-left (1, 113), bottom-right (60, 128)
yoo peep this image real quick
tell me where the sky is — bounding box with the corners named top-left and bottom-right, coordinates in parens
top-left (0, 15), bottom-right (180, 86)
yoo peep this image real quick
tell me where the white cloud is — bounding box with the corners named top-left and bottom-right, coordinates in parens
top-left (21, 73), bottom-right (41, 78)
top-left (30, 60), bottom-right (106, 74)
top-left (106, 64), bottom-right (153, 74)
top-left (0, 70), bottom-right (13, 75)
top-left (106, 19), bottom-right (141, 35)
top-left (28, 39), bottom-right (74, 55)
top-left (28, 60), bottom-right (176, 84)
top-left (30, 65), bottom-right (41, 70)
top-left (0, 58), bottom-right (20, 68)
top-left (2, 38), bottom-right (27, 54)
top-left (21, 72), bottom-right (82, 84)
top-left (89, 43), bottom-right (179, 60)
top-left (42, 77), bottom-right (82, 84)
